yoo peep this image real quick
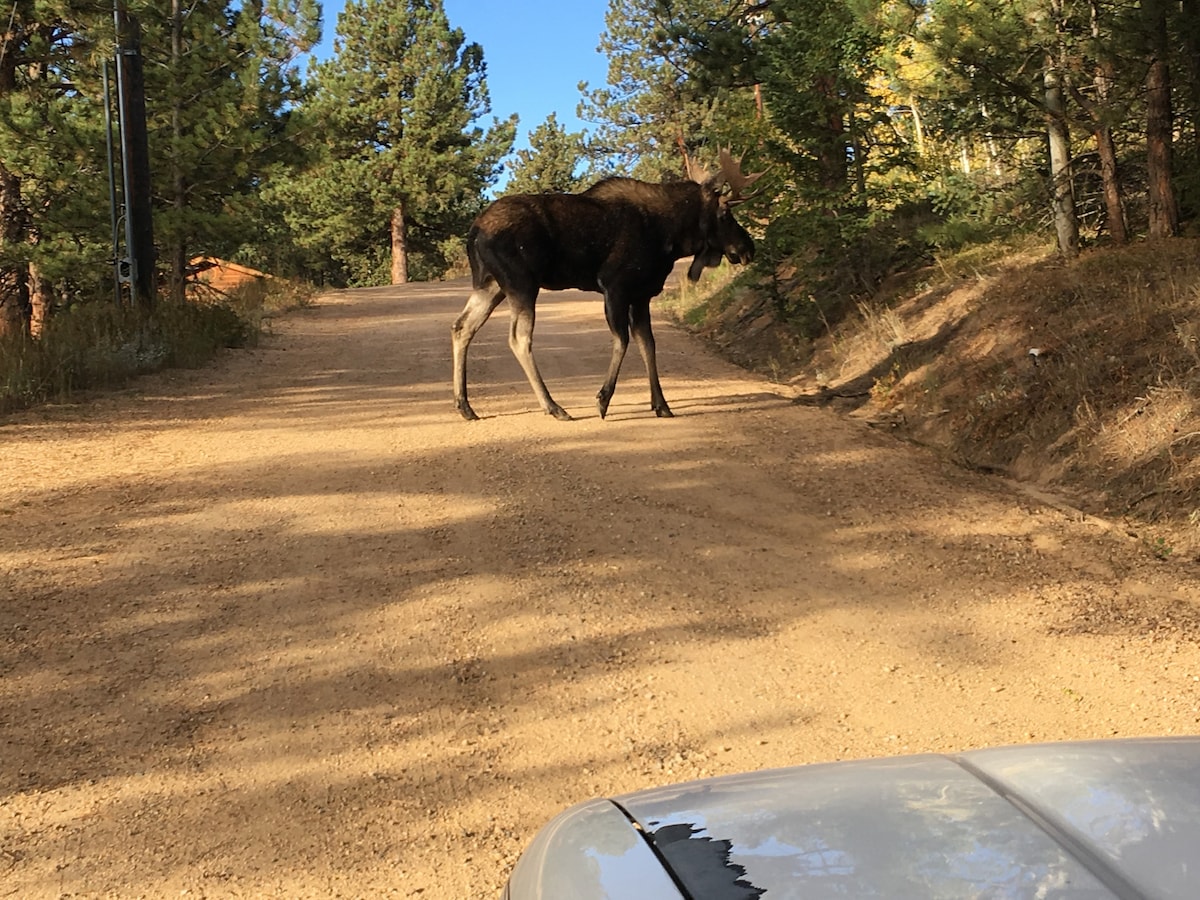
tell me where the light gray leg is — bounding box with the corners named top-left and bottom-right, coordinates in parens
top-left (452, 285), bottom-right (504, 420)
top-left (507, 294), bottom-right (571, 420)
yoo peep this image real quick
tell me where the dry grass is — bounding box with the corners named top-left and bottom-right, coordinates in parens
top-left (855, 298), bottom-right (909, 353)
top-left (679, 236), bottom-right (1200, 558)
top-left (0, 277), bottom-right (316, 416)
top-left (891, 241), bottom-right (1200, 540)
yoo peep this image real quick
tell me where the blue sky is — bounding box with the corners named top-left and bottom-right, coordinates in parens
top-left (314, 1), bottom-right (613, 152)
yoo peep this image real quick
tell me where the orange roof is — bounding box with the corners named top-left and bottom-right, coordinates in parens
top-left (188, 256), bottom-right (270, 294)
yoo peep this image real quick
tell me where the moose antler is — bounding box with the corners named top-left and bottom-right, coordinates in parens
top-left (718, 148), bottom-right (765, 203)
top-left (685, 153), bottom-right (713, 186)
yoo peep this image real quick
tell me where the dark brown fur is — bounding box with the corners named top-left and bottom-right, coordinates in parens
top-left (451, 177), bottom-right (755, 421)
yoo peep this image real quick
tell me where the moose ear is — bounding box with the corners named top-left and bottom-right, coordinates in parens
top-left (704, 172), bottom-right (728, 193)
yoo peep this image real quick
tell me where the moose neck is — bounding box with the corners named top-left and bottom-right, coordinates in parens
top-left (644, 180), bottom-right (715, 260)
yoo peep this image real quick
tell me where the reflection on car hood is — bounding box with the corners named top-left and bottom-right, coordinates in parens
top-left (504, 737), bottom-right (1200, 899)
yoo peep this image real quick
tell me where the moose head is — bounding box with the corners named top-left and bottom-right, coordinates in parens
top-left (686, 148), bottom-right (765, 282)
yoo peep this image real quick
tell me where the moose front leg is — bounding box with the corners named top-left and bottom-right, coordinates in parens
top-left (507, 295), bottom-right (573, 421)
top-left (630, 298), bottom-right (673, 417)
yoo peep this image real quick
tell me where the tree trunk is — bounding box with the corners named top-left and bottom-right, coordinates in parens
top-left (848, 110), bottom-right (867, 214)
top-left (909, 96), bottom-right (925, 155)
top-left (1083, 0), bottom-right (1127, 244)
top-left (0, 27), bottom-right (29, 337)
top-left (390, 204), bottom-right (409, 285)
top-left (28, 259), bottom-right (50, 339)
top-left (1095, 125), bottom-right (1127, 244)
top-left (1041, 0), bottom-right (1078, 257)
top-left (1144, 0), bottom-right (1179, 238)
top-left (0, 163), bottom-right (30, 337)
top-left (814, 75), bottom-right (848, 195)
top-left (1044, 61), bottom-right (1079, 258)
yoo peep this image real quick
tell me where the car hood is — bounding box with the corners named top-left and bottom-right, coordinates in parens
top-left (505, 736), bottom-right (1200, 899)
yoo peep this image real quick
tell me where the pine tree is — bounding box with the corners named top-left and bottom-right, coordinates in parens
top-left (579, 0), bottom-right (751, 181)
top-left (755, 0), bottom-right (886, 207)
top-left (145, 0), bottom-right (320, 301)
top-left (920, 0), bottom-right (1084, 255)
top-left (0, 0), bottom-right (322, 331)
top-left (502, 114), bottom-right (585, 195)
top-left (289, 0), bottom-right (515, 284)
top-left (0, 2), bottom-right (113, 335)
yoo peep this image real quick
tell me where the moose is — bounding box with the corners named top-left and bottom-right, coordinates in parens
top-left (451, 150), bottom-right (762, 421)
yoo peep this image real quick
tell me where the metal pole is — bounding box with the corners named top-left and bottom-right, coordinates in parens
top-left (102, 60), bottom-right (122, 307)
top-left (113, 1), bottom-right (156, 309)
top-left (113, 1), bottom-right (138, 307)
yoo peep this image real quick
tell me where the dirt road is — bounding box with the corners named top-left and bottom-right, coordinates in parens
top-left (3, 281), bottom-right (1200, 898)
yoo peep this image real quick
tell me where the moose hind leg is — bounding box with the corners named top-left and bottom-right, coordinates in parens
top-left (452, 284), bottom-right (505, 420)
top-left (630, 299), bottom-right (673, 418)
top-left (507, 293), bottom-right (572, 421)
top-left (597, 293), bottom-right (630, 420)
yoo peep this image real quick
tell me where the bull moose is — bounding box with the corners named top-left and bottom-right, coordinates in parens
top-left (451, 150), bottom-right (762, 421)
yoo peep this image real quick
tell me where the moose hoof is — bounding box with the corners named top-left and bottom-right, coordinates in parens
top-left (548, 405), bottom-right (574, 421)
top-left (457, 402), bottom-right (480, 421)
top-left (597, 390), bottom-right (613, 420)
top-left (654, 405), bottom-right (674, 418)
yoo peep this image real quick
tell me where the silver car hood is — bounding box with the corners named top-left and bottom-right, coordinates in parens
top-left (505, 737), bottom-right (1200, 899)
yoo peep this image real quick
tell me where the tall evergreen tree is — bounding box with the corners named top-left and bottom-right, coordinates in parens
top-left (501, 113), bottom-right (585, 195)
top-left (1070, 0), bottom-right (1129, 244)
top-left (1180, 0), bottom-right (1200, 155)
top-left (579, 0), bottom-right (755, 180)
top-left (145, 0), bottom-right (320, 301)
top-left (0, 2), bottom-right (112, 335)
top-left (756, 0), bottom-right (886, 208)
top-left (0, 0), bottom-right (321, 330)
top-left (921, 0), bottom-right (1086, 255)
top-left (288, 0), bottom-right (515, 285)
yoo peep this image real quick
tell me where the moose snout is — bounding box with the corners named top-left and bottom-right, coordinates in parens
top-left (726, 243), bottom-right (754, 265)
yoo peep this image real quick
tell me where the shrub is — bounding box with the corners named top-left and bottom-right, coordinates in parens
top-left (0, 292), bottom-right (265, 415)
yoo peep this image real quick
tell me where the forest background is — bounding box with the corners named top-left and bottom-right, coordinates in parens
top-left (2, 0), bottom-right (1200, 543)
top-left (2, 0), bottom-right (1196, 311)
